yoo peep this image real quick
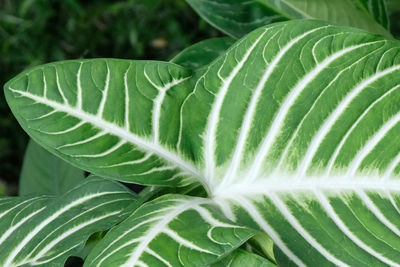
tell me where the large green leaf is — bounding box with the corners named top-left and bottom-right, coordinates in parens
top-left (185, 0), bottom-right (391, 38)
top-left (188, 21), bottom-right (400, 266)
top-left (5, 20), bottom-right (400, 265)
top-left (84, 194), bottom-right (254, 266)
top-left (19, 139), bottom-right (85, 196)
top-left (0, 176), bottom-right (138, 266)
top-left (5, 60), bottom-right (200, 188)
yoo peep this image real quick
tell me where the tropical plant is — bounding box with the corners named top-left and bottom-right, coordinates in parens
top-left (2, 0), bottom-right (400, 266)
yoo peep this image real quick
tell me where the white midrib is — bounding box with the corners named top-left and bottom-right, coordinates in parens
top-left (9, 88), bottom-right (206, 186)
top-left (213, 176), bottom-right (400, 197)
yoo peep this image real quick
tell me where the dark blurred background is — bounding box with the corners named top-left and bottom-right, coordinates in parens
top-left (0, 0), bottom-right (221, 196)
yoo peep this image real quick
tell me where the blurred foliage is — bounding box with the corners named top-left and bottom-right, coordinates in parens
top-left (0, 0), bottom-right (220, 195)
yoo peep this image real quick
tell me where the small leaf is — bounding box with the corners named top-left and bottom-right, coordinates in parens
top-left (19, 139), bottom-right (85, 196)
top-left (247, 232), bottom-right (275, 263)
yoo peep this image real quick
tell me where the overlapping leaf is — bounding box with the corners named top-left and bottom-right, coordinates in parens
top-left (85, 194), bottom-right (254, 266)
top-left (0, 176), bottom-right (138, 266)
top-left (186, 0), bottom-right (391, 38)
top-left (5, 20), bottom-right (400, 265)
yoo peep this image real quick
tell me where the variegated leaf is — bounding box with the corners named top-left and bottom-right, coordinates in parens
top-left (84, 194), bottom-right (254, 266)
top-left (5, 60), bottom-right (198, 187)
top-left (0, 176), bottom-right (138, 266)
top-left (5, 20), bottom-right (400, 265)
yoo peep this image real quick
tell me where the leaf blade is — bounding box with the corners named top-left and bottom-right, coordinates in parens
top-left (211, 249), bottom-right (276, 267)
top-left (85, 194), bottom-right (254, 266)
top-left (180, 20), bottom-right (400, 265)
top-left (19, 139), bottom-right (85, 196)
top-left (0, 176), bottom-right (138, 266)
top-left (5, 59), bottom-right (204, 187)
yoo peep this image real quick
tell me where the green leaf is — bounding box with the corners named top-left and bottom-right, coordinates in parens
top-left (350, 0), bottom-right (390, 29)
top-left (74, 231), bottom-right (108, 260)
top-left (185, 0), bottom-right (391, 38)
top-left (4, 59), bottom-right (200, 188)
top-left (0, 176), bottom-right (138, 266)
top-left (85, 194), bottom-right (254, 266)
top-left (212, 249), bottom-right (276, 267)
top-left (148, 181), bottom-right (208, 199)
top-left (19, 139), bottom-right (85, 196)
top-left (183, 20), bottom-right (400, 266)
top-left (5, 20), bottom-right (400, 265)
top-left (247, 232), bottom-right (275, 263)
top-left (171, 37), bottom-right (235, 69)
top-left (185, 0), bottom-right (286, 38)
